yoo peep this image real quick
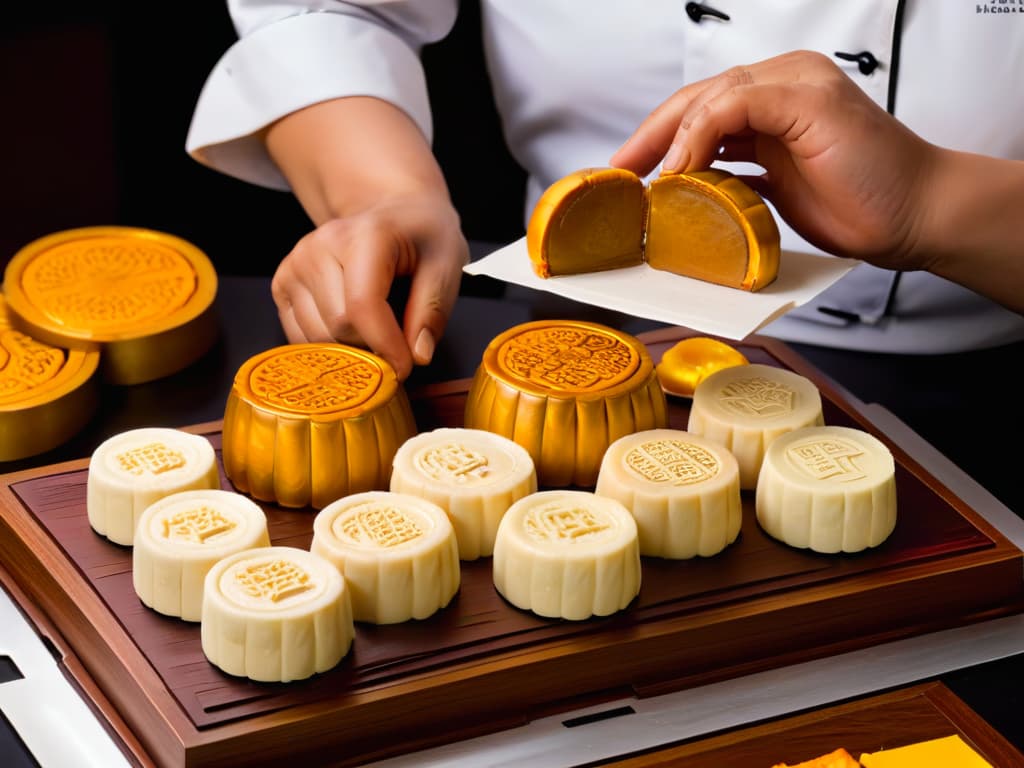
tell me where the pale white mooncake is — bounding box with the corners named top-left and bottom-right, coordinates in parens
top-left (132, 489), bottom-right (271, 621)
top-left (201, 546), bottom-right (354, 683)
top-left (390, 427), bottom-right (538, 560)
top-left (595, 429), bottom-right (741, 559)
top-left (687, 363), bottom-right (824, 490)
top-left (87, 427), bottom-right (220, 545)
top-left (311, 491), bottom-right (460, 624)
top-left (756, 425), bottom-right (897, 553)
top-left (492, 490), bottom-right (641, 620)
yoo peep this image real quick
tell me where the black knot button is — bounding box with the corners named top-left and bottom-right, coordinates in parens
top-left (835, 50), bottom-right (880, 76)
top-left (685, 2), bottom-right (730, 23)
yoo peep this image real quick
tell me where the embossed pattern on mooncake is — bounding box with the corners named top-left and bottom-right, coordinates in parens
top-left (0, 295), bottom-right (99, 460)
top-left (222, 342), bottom-right (416, 508)
top-left (245, 345), bottom-right (384, 415)
top-left (311, 491), bottom-right (460, 624)
top-left (465, 320), bottom-right (666, 487)
top-left (494, 323), bottom-right (640, 394)
top-left (201, 546), bottom-right (354, 682)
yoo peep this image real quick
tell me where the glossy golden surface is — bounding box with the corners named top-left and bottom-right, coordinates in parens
top-left (3, 226), bottom-right (219, 384)
top-left (465, 320), bottom-right (667, 487)
top-left (525, 167), bottom-right (779, 292)
top-left (222, 343), bottom-right (417, 509)
top-left (526, 167), bottom-right (645, 278)
top-left (0, 295), bottom-right (99, 461)
top-left (646, 169), bottom-right (780, 291)
top-left (655, 336), bottom-right (749, 398)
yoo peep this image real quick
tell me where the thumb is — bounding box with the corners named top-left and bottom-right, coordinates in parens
top-left (403, 237), bottom-right (468, 366)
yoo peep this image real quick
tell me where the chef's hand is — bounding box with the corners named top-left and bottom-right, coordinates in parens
top-left (610, 49), bottom-right (935, 273)
top-left (270, 195), bottom-right (468, 382)
top-left (264, 96), bottom-right (469, 381)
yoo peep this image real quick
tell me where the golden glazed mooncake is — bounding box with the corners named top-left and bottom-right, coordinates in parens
top-left (0, 295), bottom-right (100, 461)
top-left (2, 226), bottom-right (219, 385)
top-left (464, 320), bottom-right (667, 487)
top-left (222, 342), bottom-right (417, 509)
top-left (526, 167), bottom-right (779, 291)
top-left (201, 546), bottom-right (354, 683)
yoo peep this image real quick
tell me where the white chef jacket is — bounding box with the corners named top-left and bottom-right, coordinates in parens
top-left (186, 0), bottom-right (1024, 354)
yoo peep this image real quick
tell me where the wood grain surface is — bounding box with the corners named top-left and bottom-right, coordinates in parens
top-left (1, 329), bottom-right (1021, 767)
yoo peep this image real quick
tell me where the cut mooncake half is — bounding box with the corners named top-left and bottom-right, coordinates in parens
top-left (526, 167), bottom-right (646, 278)
top-left (645, 169), bottom-right (780, 291)
top-left (526, 167), bottom-right (779, 292)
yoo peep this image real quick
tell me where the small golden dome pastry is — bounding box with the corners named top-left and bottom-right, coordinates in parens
top-left (201, 546), bottom-right (354, 683)
top-left (771, 747), bottom-right (861, 768)
top-left (132, 489), bottom-right (271, 622)
top-left (87, 427), bottom-right (220, 546)
top-left (0, 294), bottom-right (100, 461)
top-left (687, 363), bottom-right (824, 490)
top-left (389, 427), bottom-right (538, 560)
top-left (464, 319), bottom-right (667, 487)
top-left (595, 429), bottom-right (742, 559)
top-left (756, 425), bottom-right (897, 554)
top-left (2, 226), bottom-right (219, 385)
top-left (492, 490), bottom-right (641, 620)
top-left (311, 491), bottom-right (460, 624)
top-left (654, 335), bottom-right (749, 398)
top-left (222, 342), bottom-right (417, 509)
top-left (527, 167), bottom-right (646, 278)
top-left (525, 167), bottom-right (779, 292)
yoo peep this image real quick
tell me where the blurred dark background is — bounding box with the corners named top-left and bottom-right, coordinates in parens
top-left (2, 1), bottom-right (527, 276)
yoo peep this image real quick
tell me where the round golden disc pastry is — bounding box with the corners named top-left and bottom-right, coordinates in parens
top-left (464, 319), bottom-right (667, 487)
top-left (222, 342), bottom-right (418, 509)
top-left (0, 295), bottom-right (100, 461)
top-left (655, 336), bottom-right (749, 398)
top-left (2, 226), bottom-right (219, 385)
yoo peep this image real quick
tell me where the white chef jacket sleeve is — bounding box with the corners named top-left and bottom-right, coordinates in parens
top-left (185, 1), bottom-right (458, 191)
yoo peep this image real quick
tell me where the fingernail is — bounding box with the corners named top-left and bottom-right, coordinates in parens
top-left (662, 143), bottom-right (686, 172)
top-left (414, 327), bottom-right (435, 364)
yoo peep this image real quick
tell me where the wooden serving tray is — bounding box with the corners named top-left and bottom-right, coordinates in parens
top-left (1, 329), bottom-right (1022, 767)
top-left (605, 681), bottom-right (1024, 767)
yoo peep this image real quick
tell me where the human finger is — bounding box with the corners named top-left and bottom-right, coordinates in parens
top-left (402, 235), bottom-right (468, 366)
